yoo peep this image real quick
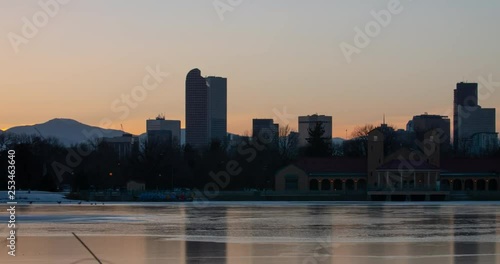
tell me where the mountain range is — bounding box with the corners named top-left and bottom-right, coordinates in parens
top-left (4, 118), bottom-right (127, 146)
top-left (4, 118), bottom-right (346, 147)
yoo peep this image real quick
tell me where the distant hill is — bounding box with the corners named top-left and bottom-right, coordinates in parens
top-left (5, 118), bottom-right (127, 146)
top-left (5, 120), bottom-right (270, 147)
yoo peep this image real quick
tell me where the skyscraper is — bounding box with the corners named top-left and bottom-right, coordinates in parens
top-left (298, 114), bottom-right (333, 146)
top-left (252, 119), bottom-right (278, 143)
top-left (453, 82), bottom-right (478, 148)
top-left (206, 76), bottom-right (227, 144)
top-left (185, 69), bottom-right (227, 148)
top-left (411, 114), bottom-right (451, 152)
top-left (453, 82), bottom-right (496, 153)
top-left (471, 132), bottom-right (499, 157)
top-left (186, 69), bottom-right (210, 148)
top-left (456, 105), bottom-right (496, 151)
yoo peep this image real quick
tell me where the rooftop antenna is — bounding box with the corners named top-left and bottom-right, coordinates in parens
top-left (383, 114), bottom-right (386, 125)
top-left (156, 113), bottom-right (165, 120)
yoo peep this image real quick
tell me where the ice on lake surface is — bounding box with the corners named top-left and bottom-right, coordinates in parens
top-left (2, 201), bottom-right (500, 264)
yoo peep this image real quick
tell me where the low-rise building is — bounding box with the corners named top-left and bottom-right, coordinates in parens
top-left (470, 132), bottom-right (499, 157)
top-left (275, 157), bottom-right (366, 192)
top-left (298, 114), bottom-right (332, 146)
top-left (147, 115), bottom-right (181, 147)
top-left (275, 127), bottom-right (500, 200)
top-left (102, 133), bottom-right (139, 160)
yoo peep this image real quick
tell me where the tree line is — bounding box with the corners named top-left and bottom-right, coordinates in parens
top-left (1, 123), bottom-right (498, 192)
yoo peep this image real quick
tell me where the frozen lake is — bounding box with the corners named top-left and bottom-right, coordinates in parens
top-left (2, 201), bottom-right (500, 263)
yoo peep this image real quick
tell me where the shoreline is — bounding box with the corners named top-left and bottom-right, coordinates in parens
top-left (3, 190), bottom-right (500, 204)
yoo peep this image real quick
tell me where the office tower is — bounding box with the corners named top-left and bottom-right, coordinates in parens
top-left (186, 69), bottom-right (210, 148)
top-left (252, 119), bottom-right (278, 142)
top-left (146, 115), bottom-right (181, 146)
top-left (453, 82), bottom-right (496, 153)
top-left (453, 82), bottom-right (478, 148)
top-left (456, 106), bottom-right (496, 151)
top-left (411, 114), bottom-right (451, 151)
top-left (298, 114), bottom-right (333, 146)
top-left (471, 132), bottom-right (499, 157)
top-left (185, 69), bottom-right (228, 148)
top-left (252, 119), bottom-right (273, 137)
top-left (206, 76), bottom-right (227, 144)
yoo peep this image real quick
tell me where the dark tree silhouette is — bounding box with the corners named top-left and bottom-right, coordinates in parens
top-left (304, 122), bottom-right (332, 157)
top-left (0, 134), bottom-right (67, 191)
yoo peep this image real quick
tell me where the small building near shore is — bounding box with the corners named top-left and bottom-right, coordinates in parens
top-left (275, 157), bottom-right (367, 192)
top-left (127, 180), bottom-right (146, 191)
top-left (440, 158), bottom-right (500, 191)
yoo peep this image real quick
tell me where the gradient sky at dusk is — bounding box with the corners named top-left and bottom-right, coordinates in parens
top-left (1, 0), bottom-right (499, 138)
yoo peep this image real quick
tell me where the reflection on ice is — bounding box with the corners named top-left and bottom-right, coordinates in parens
top-left (16, 215), bottom-right (143, 223)
top-left (1, 202), bottom-right (500, 263)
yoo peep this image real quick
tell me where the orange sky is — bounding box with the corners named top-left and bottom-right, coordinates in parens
top-left (1, 1), bottom-right (499, 138)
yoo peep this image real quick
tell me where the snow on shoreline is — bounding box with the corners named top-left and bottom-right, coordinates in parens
top-left (3, 191), bottom-right (500, 206)
top-left (0, 191), bottom-right (70, 203)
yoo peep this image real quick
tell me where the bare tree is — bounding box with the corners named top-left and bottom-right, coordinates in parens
top-left (351, 124), bottom-right (376, 139)
top-left (278, 124), bottom-right (298, 162)
top-left (345, 124), bottom-right (400, 157)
